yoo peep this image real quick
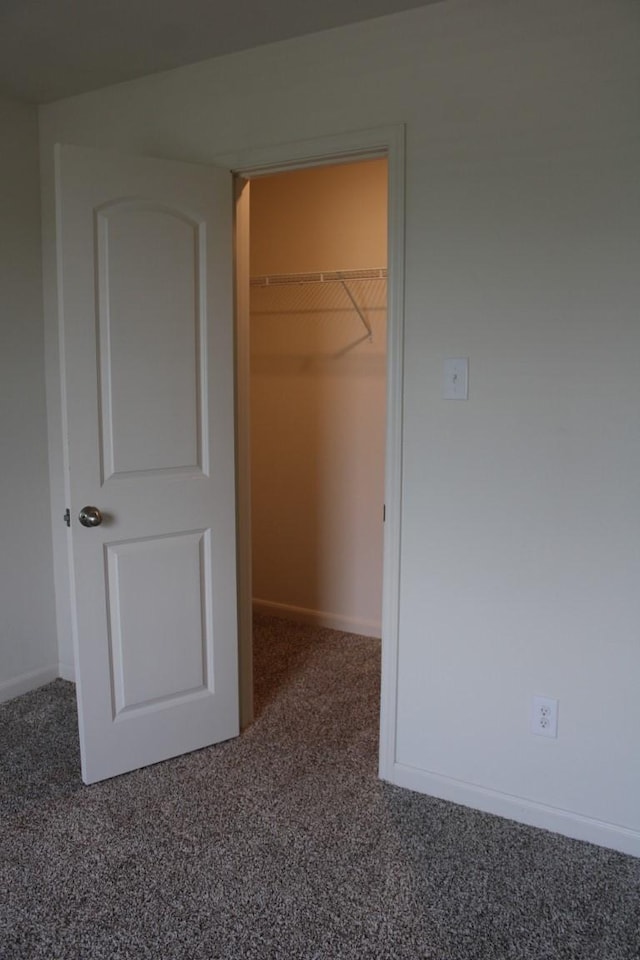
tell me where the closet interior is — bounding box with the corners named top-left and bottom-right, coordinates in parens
top-left (249, 158), bottom-right (388, 639)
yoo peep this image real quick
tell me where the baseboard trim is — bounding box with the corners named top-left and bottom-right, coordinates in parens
top-left (252, 599), bottom-right (381, 639)
top-left (387, 761), bottom-right (640, 859)
top-left (0, 665), bottom-right (59, 704)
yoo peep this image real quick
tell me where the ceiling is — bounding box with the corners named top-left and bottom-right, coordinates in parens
top-left (0, 0), bottom-right (441, 104)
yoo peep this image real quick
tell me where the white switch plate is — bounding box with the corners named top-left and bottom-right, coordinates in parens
top-left (443, 358), bottom-right (468, 400)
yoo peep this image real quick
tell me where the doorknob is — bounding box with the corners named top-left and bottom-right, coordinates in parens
top-left (78, 506), bottom-right (103, 527)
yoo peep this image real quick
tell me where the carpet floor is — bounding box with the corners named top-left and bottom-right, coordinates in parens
top-left (1, 616), bottom-right (639, 959)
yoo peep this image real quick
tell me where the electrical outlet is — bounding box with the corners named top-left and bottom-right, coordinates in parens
top-left (531, 695), bottom-right (558, 738)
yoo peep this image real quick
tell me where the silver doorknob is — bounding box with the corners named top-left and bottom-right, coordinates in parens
top-left (78, 506), bottom-right (103, 528)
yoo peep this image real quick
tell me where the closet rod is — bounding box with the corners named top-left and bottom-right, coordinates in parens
top-left (249, 267), bottom-right (387, 287)
top-left (250, 268), bottom-right (386, 342)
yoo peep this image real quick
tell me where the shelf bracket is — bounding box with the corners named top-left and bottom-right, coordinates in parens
top-left (339, 278), bottom-right (373, 342)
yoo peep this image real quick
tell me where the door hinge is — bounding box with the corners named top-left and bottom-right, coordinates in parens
top-left (63, 508), bottom-right (71, 527)
top-left (383, 504), bottom-right (386, 522)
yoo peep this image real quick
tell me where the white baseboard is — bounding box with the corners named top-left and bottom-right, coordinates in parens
top-left (252, 598), bottom-right (381, 639)
top-left (58, 661), bottom-right (75, 682)
top-left (387, 761), bottom-right (640, 859)
top-left (0, 665), bottom-right (59, 704)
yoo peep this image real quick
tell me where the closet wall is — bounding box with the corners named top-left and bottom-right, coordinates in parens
top-left (250, 159), bottom-right (387, 636)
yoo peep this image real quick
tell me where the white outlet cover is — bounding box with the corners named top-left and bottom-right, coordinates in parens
top-left (531, 695), bottom-right (558, 738)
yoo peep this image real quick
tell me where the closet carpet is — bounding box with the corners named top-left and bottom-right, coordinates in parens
top-left (1, 615), bottom-right (639, 959)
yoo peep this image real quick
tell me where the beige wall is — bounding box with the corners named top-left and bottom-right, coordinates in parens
top-left (249, 161), bottom-right (387, 634)
top-left (0, 95), bottom-right (57, 700)
top-left (38, 0), bottom-right (640, 855)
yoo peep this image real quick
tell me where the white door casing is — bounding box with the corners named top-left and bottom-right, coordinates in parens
top-left (56, 145), bottom-right (239, 784)
top-left (223, 124), bottom-right (405, 780)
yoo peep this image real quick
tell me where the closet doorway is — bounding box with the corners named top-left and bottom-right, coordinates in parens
top-left (239, 158), bottom-right (388, 730)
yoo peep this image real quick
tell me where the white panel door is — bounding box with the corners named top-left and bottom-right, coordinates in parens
top-left (56, 145), bottom-right (239, 783)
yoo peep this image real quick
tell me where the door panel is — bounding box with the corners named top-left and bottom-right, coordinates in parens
top-left (105, 530), bottom-right (210, 714)
top-left (56, 145), bottom-right (238, 783)
top-left (96, 202), bottom-right (205, 478)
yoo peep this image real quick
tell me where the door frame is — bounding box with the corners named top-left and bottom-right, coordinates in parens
top-left (219, 125), bottom-right (405, 780)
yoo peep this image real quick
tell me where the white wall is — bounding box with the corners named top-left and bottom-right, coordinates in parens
top-left (250, 161), bottom-right (387, 635)
top-left (0, 95), bottom-right (58, 701)
top-left (39, 0), bottom-right (640, 855)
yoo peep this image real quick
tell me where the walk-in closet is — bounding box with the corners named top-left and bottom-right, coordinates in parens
top-left (249, 158), bottom-right (388, 638)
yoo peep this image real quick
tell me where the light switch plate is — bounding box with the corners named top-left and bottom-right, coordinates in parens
top-left (443, 358), bottom-right (468, 399)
